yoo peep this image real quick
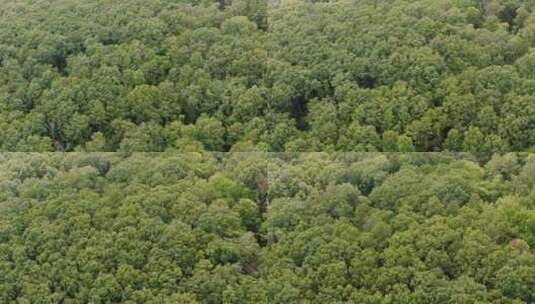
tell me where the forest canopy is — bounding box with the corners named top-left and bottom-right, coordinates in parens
top-left (2, 0), bottom-right (535, 303)
top-left (0, 152), bottom-right (534, 303)
top-left (0, 0), bottom-right (534, 152)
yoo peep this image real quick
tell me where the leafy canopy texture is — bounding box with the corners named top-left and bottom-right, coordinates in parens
top-left (0, 0), bottom-right (534, 152)
top-left (0, 152), bottom-right (534, 303)
top-left (2, 0), bottom-right (535, 303)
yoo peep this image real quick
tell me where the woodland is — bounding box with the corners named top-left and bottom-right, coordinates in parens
top-left (0, 153), bottom-right (534, 303)
top-left (1, 0), bottom-right (534, 303)
top-left (0, 0), bottom-right (534, 152)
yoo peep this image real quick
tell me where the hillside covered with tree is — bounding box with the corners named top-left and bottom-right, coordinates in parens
top-left (1, 0), bottom-right (534, 152)
top-left (0, 153), bottom-right (534, 303)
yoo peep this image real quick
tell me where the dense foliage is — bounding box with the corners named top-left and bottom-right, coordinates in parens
top-left (1, 153), bottom-right (534, 303)
top-left (1, 0), bottom-right (534, 152)
top-left (2, 0), bottom-right (534, 303)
